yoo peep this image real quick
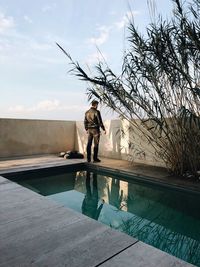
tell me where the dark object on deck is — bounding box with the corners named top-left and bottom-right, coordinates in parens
top-left (59, 151), bottom-right (84, 159)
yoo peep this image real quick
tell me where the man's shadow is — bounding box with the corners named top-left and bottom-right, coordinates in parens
top-left (81, 171), bottom-right (104, 220)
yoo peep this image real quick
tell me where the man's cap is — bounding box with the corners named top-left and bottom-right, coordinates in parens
top-left (91, 100), bottom-right (99, 106)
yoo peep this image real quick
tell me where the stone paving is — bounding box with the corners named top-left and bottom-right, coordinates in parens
top-left (0, 155), bottom-right (196, 266)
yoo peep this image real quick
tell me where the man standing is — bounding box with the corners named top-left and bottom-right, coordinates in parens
top-left (84, 100), bottom-right (106, 163)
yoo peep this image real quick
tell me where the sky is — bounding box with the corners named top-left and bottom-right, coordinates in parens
top-left (0, 0), bottom-right (173, 121)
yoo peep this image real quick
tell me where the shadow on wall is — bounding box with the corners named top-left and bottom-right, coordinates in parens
top-left (75, 120), bottom-right (122, 160)
top-left (75, 119), bottom-right (165, 167)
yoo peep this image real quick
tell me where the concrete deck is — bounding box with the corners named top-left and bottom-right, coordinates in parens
top-left (0, 155), bottom-right (197, 266)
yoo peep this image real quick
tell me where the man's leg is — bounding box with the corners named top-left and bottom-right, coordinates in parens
top-left (86, 130), bottom-right (93, 162)
top-left (86, 171), bottom-right (92, 196)
top-left (93, 129), bottom-right (100, 162)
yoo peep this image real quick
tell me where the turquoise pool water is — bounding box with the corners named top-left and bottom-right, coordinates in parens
top-left (10, 169), bottom-right (200, 266)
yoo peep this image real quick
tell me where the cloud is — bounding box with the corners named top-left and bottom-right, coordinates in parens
top-left (0, 28), bottom-right (59, 66)
top-left (33, 99), bottom-right (60, 111)
top-left (23, 15), bottom-right (33, 24)
top-left (0, 12), bottom-right (15, 34)
top-left (87, 10), bottom-right (140, 47)
top-left (9, 105), bottom-right (25, 112)
top-left (110, 10), bottom-right (117, 16)
top-left (115, 11), bottom-right (140, 29)
top-left (42, 3), bottom-right (57, 12)
top-left (88, 26), bottom-right (111, 46)
top-left (85, 51), bottom-right (108, 65)
top-left (9, 100), bottom-right (87, 114)
top-left (9, 99), bottom-right (59, 113)
top-left (29, 40), bottom-right (53, 51)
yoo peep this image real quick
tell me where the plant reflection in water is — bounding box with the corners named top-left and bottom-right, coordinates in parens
top-left (76, 171), bottom-right (200, 266)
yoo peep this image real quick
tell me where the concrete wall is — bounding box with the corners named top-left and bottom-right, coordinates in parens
top-left (75, 120), bottom-right (165, 167)
top-left (0, 118), bottom-right (165, 167)
top-left (0, 118), bottom-right (76, 158)
top-left (120, 119), bottom-right (165, 167)
top-left (75, 120), bottom-right (122, 160)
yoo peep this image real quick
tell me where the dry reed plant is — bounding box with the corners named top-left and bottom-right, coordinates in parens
top-left (57, 0), bottom-right (200, 177)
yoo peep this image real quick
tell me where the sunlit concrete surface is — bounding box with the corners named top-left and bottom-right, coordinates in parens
top-left (0, 154), bottom-right (84, 175)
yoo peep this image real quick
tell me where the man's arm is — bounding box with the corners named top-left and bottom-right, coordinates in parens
top-left (84, 112), bottom-right (89, 131)
top-left (97, 110), bottom-right (106, 132)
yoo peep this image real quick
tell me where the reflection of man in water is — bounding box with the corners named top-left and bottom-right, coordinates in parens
top-left (82, 171), bottom-right (104, 220)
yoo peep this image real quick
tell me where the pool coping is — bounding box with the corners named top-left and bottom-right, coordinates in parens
top-left (0, 160), bottom-right (196, 267)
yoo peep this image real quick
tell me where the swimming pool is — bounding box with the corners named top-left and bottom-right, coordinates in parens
top-left (6, 167), bottom-right (200, 266)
